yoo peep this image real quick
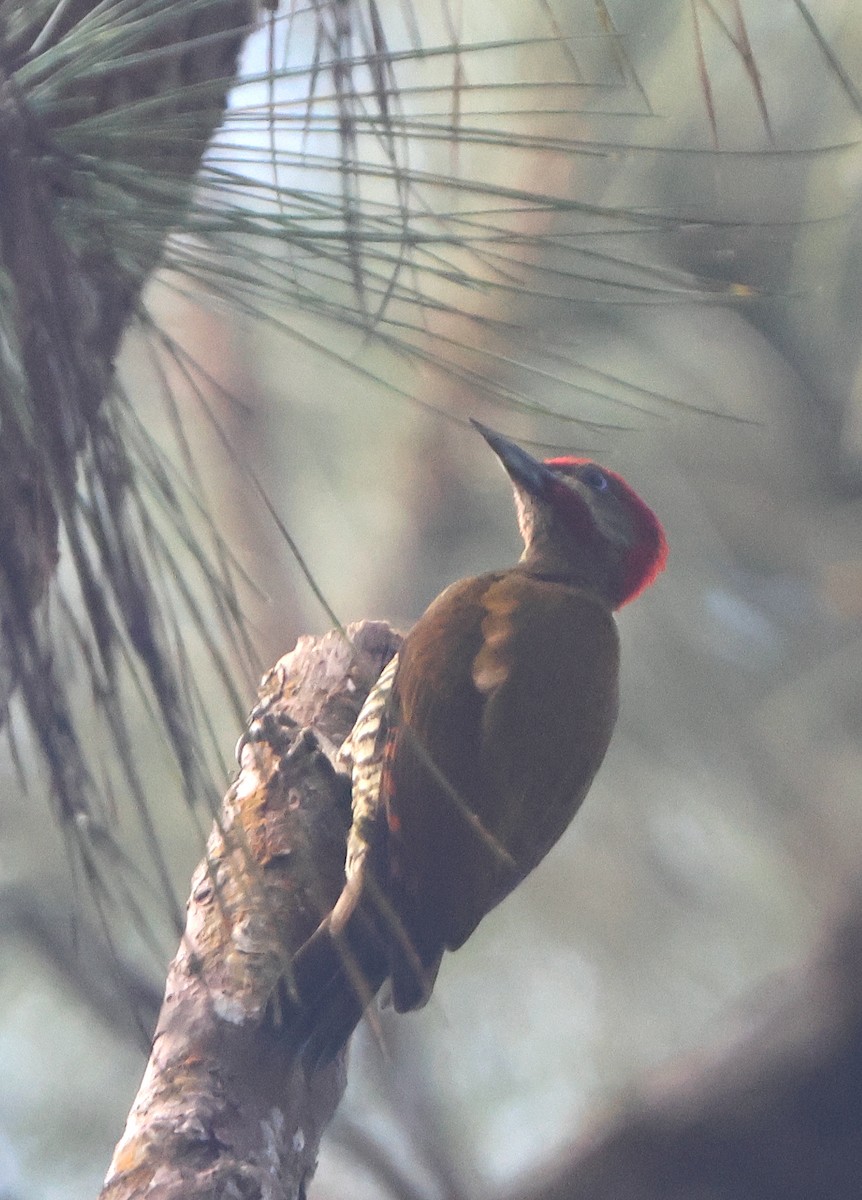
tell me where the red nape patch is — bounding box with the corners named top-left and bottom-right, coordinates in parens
top-left (544, 456), bottom-right (668, 607)
top-left (620, 513), bottom-right (668, 606)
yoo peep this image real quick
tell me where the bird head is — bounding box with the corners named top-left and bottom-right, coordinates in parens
top-left (471, 420), bottom-right (668, 609)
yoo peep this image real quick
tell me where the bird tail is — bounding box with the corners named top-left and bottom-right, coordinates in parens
top-left (272, 842), bottom-right (388, 1065)
top-left (276, 872), bottom-right (441, 1066)
top-left (281, 908), bottom-right (389, 1068)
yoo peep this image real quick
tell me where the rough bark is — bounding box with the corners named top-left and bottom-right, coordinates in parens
top-left (100, 620), bottom-right (400, 1200)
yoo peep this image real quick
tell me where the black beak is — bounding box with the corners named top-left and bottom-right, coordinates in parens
top-left (470, 420), bottom-right (555, 499)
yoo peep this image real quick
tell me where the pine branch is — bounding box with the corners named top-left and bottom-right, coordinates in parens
top-left (0, 0), bottom-right (262, 913)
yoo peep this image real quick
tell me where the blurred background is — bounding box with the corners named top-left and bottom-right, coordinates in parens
top-left (1, 1), bottom-right (861, 1196)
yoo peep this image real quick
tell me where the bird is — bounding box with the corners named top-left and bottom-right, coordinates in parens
top-left (286, 420), bottom-right (668, 1063)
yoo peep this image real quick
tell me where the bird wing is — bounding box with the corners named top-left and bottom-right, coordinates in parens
top-left (383, 573), bottom-right (619, 1000)
top-left (472, 574), bottom-right (619, 880)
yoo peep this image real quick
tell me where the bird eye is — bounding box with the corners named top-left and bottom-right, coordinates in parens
top-left (581, 466), bottom-right (609, 492)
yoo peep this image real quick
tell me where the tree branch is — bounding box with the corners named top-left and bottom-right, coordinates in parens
top-left (100, 620), bottom-right (401, 1200)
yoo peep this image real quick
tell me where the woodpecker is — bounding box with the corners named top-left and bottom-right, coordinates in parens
top-left (288, 420), bottom-right (667, 1062)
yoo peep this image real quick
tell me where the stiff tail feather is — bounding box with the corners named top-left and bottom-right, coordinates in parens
top-left (282, 902), bottom-right (390, 1068)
